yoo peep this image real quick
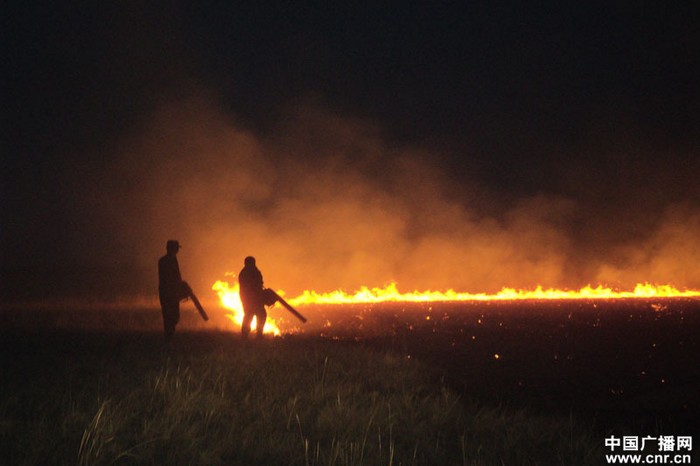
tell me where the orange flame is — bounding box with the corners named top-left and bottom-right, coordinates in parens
top-left (212, 279), bottom-right (281, 336)
top-left (285, 282), bottom-right (700, 305)
top-left (214, 279), bottom-right (700, 334)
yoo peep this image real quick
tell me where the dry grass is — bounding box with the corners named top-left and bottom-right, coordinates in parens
top-left (0, 330), bottom-right (603, 465)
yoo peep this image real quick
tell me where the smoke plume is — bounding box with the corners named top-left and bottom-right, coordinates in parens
top-left (63, 91), bottom-right (700, 298)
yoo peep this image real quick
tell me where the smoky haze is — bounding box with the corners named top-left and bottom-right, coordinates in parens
top-left (41, 92), bottom-right (699, 300)
top-left (5, 3), bottom-right (700, 303)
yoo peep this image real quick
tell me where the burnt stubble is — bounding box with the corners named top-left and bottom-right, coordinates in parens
top-left (300, 298), bottom-right (700, 436)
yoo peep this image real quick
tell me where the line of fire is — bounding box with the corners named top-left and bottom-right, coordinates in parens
top-left (211, 279), bottom-right (700, 336)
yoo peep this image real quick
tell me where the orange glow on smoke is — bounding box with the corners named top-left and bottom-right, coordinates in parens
top-left (286, 282), bottom-right (700, 305)
top-left (212, 279), bottom-right (281, 335)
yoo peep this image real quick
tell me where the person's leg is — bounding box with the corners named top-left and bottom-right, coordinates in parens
top-left (173, 304), bottom-right (180, 328)
top-left (161, 303), bottom-right (180, 342)
top-left (162, 305), bottom-right (177, 342)
top-left (241, 313), bottom-right (252, 339)
top-left (255, 308), bottom-right (267, 338)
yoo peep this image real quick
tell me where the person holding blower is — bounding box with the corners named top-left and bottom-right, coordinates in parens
top-left (158, 240), bottom-right (189, 342)
top-left (238, 256), bottom-right (267, 339)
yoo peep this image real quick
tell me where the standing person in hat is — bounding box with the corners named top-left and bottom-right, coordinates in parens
top-left (158, 240), bottom-right (189, 342)
top-left (238, 256), bottom-right (267, 339)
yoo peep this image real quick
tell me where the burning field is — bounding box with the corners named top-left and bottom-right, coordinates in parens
top-left (212, 279), bottom-right (700, 336)
top-left (209, 281), bottom-right (700, 431)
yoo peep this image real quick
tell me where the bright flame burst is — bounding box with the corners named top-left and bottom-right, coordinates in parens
top-left (213, 280), bottom-right (700, 334)
top-left (212, 280), bottom-right (281, 335)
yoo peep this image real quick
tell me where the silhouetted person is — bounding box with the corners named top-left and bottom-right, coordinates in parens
top-left (238, 256), bottom-right (267, 339)
top-left (158, 240), bottom-right (188, 342)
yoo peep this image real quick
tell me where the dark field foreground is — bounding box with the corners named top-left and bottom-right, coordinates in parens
top-left (304, 299), bottom-right (700, 436)
top-left (1, 298), bottom-right (699, 465)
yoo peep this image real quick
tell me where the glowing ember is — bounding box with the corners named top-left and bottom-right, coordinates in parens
top-left (285, 282), bottom-right (700, 305)
top-left (212, 279), bottom-right (281, 336)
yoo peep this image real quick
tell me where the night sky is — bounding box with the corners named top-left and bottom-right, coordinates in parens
top-left (3, 1), bottom-right (700, 300)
